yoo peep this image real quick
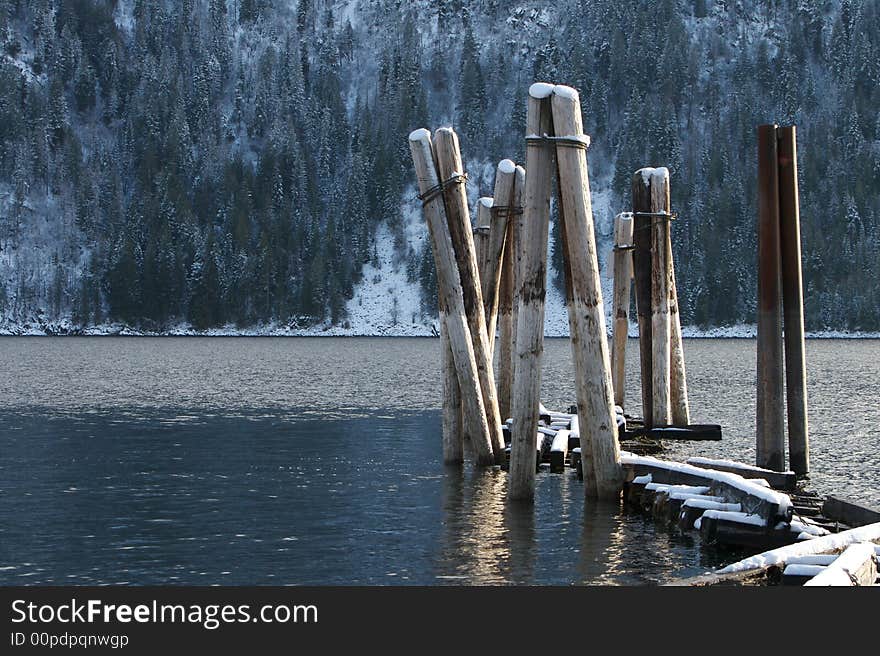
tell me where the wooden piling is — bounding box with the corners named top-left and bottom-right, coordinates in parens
top-left (611, 213), bottom-right (634, 410)
top-left (551, 85), bottom-right (622, 500)
top-left (669, 257), bottom-right (690, 426)
top-left (497, 165), bottom-right (525, 420)
top-left (484, 162), bottom-right (517, 357)
top-left (439, 314), bottom-right (463, 464)
top-left (659, 172), bottom-right (690, 427)
top-left (509, 83), bottom-right (555, 501)
top-left (649, 168), bottom-right (672, 427)
top-left (756, 124), bottom-right (786, 472)
top-left (632, 173), bottom-right (654, 429)
top-left (473, 223), bottom-right (490, 292)
top-left (555, 142), bottom-right (592, 493)
top-left (433, 127), bottom-right (507, 464)
top-left (777, 126), bottom-right (809, 476)
top-left (409, 129), bottom-right (496, 466)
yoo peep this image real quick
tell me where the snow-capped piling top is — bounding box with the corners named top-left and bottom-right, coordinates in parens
top-left (497, 159), bottom-right (516, 174)
top-left (408, 129), bottom-right (440, 191)
top-left (552, 84), bottom-right (579, 102)
top-left (529, 82), bottom-right (555, 99)
top-left (479, 197), bottom-right (494, 208)
top-left (635, 166), bottom-right (670, 186)
top-left (408, 128), bottom-right (431, 144)
top-left (433, 127), bottom-right (464, 176)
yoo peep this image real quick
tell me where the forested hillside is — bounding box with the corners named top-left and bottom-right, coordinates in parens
top-left (0, 0), bottom-right (877, 333)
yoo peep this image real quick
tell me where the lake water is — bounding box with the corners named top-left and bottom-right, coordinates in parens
top-left (0, 337), bottom-right (877, 585)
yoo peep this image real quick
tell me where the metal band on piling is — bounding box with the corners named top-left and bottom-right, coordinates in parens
top-left (416, 172), bottom-right (469, 206)
top-left (525, 134), bottom-right (591, 150)
top-left (489, 205), bottom-right (524, 218)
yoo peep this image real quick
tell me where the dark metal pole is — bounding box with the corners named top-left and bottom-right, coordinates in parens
top-left (777, 126), bottom-right (809, 476)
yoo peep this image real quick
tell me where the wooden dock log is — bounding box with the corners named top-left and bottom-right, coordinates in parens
top-left (803, 542), bottom-right (878, 586)
top-left (621, 454), bottom-right (793, 523)
top-left (685, 456), bottom-right (796, 491)
top-left (822, 496), bottom-right (880, 528)
top-left (781, 563), bottom-right (826, 586)
top-left (440, 314), bottom-right (463, 464)
top-left (611, 212), bottom-right (634, 410)
top-left (409, 129), bottom-right (496, 466)
top-left (497, 164), bottom-right (526, 420)
top-left (756, 124), bottom-right (786, 472)
top-left (434, 127), bottom-right (506, 464)
top-left (549, 429), bottom-right (570, 473)
top-left (698, 511), bottom-right (799, 550)
top-left (632, 172), bottom-right (654, 429)
top-left (509, 84), bottom-right (555, 501)
top-left (716, 521), bottom-right (880, 579)
top-left (551, 84), bottom-right (622, 500)
top-left (777, 125), bottom-right (809, 476)
top-left (571, 447), bottom-right (582, 479)
top-left (630, 424), bottom-right (721, 441)
top-left (678, 498), bottom-right (742, 531)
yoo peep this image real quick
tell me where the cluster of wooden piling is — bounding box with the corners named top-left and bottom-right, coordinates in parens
top-left (410, 85), bottom-right (817, 521)
top-left (410, 83), bottom-right (625, 503)
top-left (756, 124), bottom-right (809, 476)
top-left (410, 128), bottom-right (503, 468)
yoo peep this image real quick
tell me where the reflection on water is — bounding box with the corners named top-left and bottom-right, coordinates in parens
top-left (0, 336), bottom-right (878, 585)
top-left (0, 408), bottom-right (714, 585)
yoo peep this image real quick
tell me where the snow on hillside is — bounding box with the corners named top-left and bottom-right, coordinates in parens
top-left (339, 206), bottom-right (431, 336)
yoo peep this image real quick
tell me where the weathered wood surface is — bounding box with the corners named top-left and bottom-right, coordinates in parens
top-left (439, 312), bottom-right (463, 464)
top-left (611, 213), bottom-right (634, 410)
top-left (647, 168), bottom-right (672, 427)
top-left (804, 542), bottom-right (877, 586)
top-left (629, 424), bottom-right (721, 441)
top-left (409, 129), bottom-right (495, 465)
top-left (497, 164), bottom-right (525, 421)
top-left (485, 162), bottom-right (517, 357)
top-left (666, 196), bottom-right (690, 426)
top-left (698, 513), bottom-right (798, 550)
top-left (434, 127), bottom-right (506, 464)
top-left (685, 456), bottom-right (796, 490)
top-left (822, 496), bottom-right (880, 528)
top-left (777, 125), bottom-right (809, 476)
top-left (551, 85), bottom-right (622, 500)
top-left (549, 429), bottom-right (570, 473)
top-left (756, 124), bottom-right (786, 472)
top-left (621, 455), bottom-right (793, 524)
top-left (552, 119), bottom-right (588, 492)
top-left (781, 563), bottom-right (826, 586)
top-left (473, 224), bottom-right (490, 292)
top-left (664, 568), bottom-right (770, 587)
top-left (632, 172), bottom-right (654, 429)
top-left (716, 521), bottom-right (880, 577)
top-left (509, 84), bottom-right (555, 501)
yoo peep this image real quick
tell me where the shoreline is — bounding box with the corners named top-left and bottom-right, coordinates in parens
top-left (1, 321), bottom-right (878, 339)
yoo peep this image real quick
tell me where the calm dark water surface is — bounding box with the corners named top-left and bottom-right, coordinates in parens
top-left (0, 337), bottom-right (877, 585)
